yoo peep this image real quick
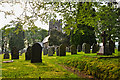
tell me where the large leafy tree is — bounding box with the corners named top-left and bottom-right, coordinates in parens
top-left (1, 1), bottom-right (120, 44)
top-left (25, 26), bottom-right (48, 46)
top-left (9, 22), bottom-right (25, 59)
top-left (95, 2), bottom-right (119, 43)
top-left (48, 29), bottom-right (70, 46)
top-left (70, 24), bottom-right (96, 46)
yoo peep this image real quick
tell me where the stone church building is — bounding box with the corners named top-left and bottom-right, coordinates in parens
top-left (42, 19), bottom-right (62, 48)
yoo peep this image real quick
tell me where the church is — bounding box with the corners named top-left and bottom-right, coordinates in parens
top-left (42, 19), bottom-right (62, 48)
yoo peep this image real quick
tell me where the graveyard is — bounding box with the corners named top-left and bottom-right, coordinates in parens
top-left (1, 49), bottom-right (120, 79)
top-left (0, 1), bottom-right (120, 80)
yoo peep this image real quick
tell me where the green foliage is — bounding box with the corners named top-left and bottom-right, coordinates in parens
top-left (25, 27), bottom-right (48, 46)
top-left (70, 24), bottom-right (96, 46)
top-left (9, 23), bottom-right (25, 51)
top-left (61, 53), bottom-right (120, 79)
top-left (49, 29), bottom-right (69, 46)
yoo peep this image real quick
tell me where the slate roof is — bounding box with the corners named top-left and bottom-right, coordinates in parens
top-left (42, 35), bottom-right (50, 44)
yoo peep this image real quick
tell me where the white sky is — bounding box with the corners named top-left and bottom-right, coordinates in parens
top-left (0, 3), bottom-right (50, 30)
top-left (0, 1), bottom-right (120, 30)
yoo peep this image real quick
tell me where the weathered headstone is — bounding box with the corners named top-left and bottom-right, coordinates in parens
top-left (70, 45), bottom-right (77, 55)
top-left (51, 47), bottom-right (55, 54)
top-left (48, 47), bottom-right (53, 56)
top-left (77, 45), bottom-right (82, 52)
top-left (92, 44), bottom-right (99, 53)
top-left (66, 47), bottom-right (70, 52)
top-left (82, 43), bottom-right (90, 53)
top-left (31, 42), bottom-right (42, 63)
top-left (25, 46), bottom-right (32, 60)
top-left (97, 46), bottom-right (104, 55)
top-left (43, 48), bottom-right (48, 55)
top-left (118, 41), bottom-right (120, 51)
top-left (3, 51), bottom-right (9, 59)
top-left (11, 47), bottom-right (19, 59)
top-left (56, 46), bottom-right (60, 56)
top-left (59, 44), bottom-right (66, 56)
top-left (105, 43), bottom-right (112, 55)
top-left (109, 40), bottom-right (115, 53)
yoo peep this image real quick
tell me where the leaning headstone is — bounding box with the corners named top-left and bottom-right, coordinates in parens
top-left (82, 43), bottom-right (90, 53)
top-left (59, 44), bottom-right (66, 56)
top-left (31, 42), bottom-right (42, 63)
top-left (70, 45), bottom-right (77, 55)
top-left (25, 46), bottom-right (32, 60)
top-left (48, 47), bottom-right (53, 56)
top-left (109, 40), bottom-right (115, 53)
top-left (92, 44), bottom-right (99, 53)
top-left (43, 48), bottom-right (48, 55)
top-left (77, 45), bottom-right (82, 52)
top-left (118, 41), bottom-right (120, 51)
top-left (3, 51), bottom-right (9, 59)
top-left (56, 46), bottom-right (60, 56)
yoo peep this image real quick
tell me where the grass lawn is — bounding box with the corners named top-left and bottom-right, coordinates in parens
top-left (2, 53), bottom-right (79, 79)
top-left (1, 50), bottom-right (120, 79)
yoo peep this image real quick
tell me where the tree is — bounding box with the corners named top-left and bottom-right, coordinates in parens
top-left (9, 22), bottom-right (25, 59)
top-left (48, 29), bottom-right (70, 46)
top-left (95, 2), bottom-right (119, 43)
top-left (69, 24), bottom-right (96, 47)
top-left (25, 26), bottom-right (48, 46)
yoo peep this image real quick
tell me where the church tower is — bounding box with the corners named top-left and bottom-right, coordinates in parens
top-left (49, 19), bottom-right (62, 35)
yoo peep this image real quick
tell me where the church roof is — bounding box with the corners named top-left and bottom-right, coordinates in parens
top-left (42, 35), bottom-right (50, 43)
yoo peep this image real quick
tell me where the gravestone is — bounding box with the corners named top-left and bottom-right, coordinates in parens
top-left (70, 45), bottom-right (77, 55)
top-left (118, 41), bottom-right (120, 51)
top-left (11, 47), bottom-right (19, 59)
top-left (59, 44), bottom-right (66, 56)
top-left (3, 51), bottom-right (9, 59)
top-left (97, 46), bottom-right (104, 55)
top-left (92, 44), bottom-right (99, 53)
top-left (77, 45), bottom-right (82, 52)
top-left (109, 40), bottom-right (115, 53)
top-left (105, 43), bottom-right (112, 55)
top-left (52, 47), bottom-right (55, 54)
top-left (66, 47), bottom-right (70, 52)
top-left (19, 49), bottom-right (25, 56)
top-left (48, 47), bottom-right (53, 56)
top-left (31, 42), bottom-right (42, 63)
top-left (56, 46), bottom-right (60, 56)
top-left (43, 48), bottom-right (48, 55)
top-left (82, 43), bottom-right (90, 53)
top-left (25, 46), bottom-right (32, 60)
